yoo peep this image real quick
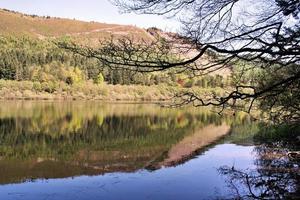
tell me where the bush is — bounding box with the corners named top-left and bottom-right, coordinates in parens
top-left (33, 82), bottom-right (42, 91)
top-left (41, 82), bottom-right (56, 93)
top-left (94, 73), bottom-right (104, 85)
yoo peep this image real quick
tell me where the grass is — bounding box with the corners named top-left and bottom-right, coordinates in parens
top-left (0, 9), bottom-right (152, 43)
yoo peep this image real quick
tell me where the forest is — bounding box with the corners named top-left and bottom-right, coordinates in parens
top-left (0, 36), bottom-right (233, 100)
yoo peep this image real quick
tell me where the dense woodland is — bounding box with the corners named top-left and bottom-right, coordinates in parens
top-left (0, 36), bottom-right (233, 92)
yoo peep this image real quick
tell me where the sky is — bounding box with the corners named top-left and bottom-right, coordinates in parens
top-left (0, 0), bottom-right (180, 31)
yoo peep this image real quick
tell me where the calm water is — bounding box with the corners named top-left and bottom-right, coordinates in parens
top-left (0, 101), bottom-right (299, 200)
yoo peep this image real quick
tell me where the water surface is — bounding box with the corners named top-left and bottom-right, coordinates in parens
top-left (0, 101), bottom-right (298, 199)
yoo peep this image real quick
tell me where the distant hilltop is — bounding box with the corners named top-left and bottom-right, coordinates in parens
top-left (0, 8), bottom-right (154, 41)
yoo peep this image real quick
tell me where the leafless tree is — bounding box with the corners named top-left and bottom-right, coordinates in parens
top-left (59, 0), bottom-right (300, 123)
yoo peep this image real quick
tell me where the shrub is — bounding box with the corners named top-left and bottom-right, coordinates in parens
top-left (94, 73), bottom-right (104, 85)
top-left (33, 82), bottom-right (42, 91)
top-left (41, 81), bottom-right (56, 93)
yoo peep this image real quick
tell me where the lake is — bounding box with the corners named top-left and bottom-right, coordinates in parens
top-left (0, 101), bottom-right (299, 199)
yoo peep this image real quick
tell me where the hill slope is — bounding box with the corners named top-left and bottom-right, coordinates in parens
top-left (0, 8), bottom-right (231, 83)
top-left (0, 9), bottom-right (152, 41)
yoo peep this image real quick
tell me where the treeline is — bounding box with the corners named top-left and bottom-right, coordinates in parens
top-left (0, 36), bottom-right (233, 90)
top-left (2, 8), bottom-right (52, 19)
top-left (181, 74), bottom-right (231, 88)
top-left (0, 36), bottom-right (179, 85)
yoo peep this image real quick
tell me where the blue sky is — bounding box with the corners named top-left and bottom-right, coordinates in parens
top-left (0, 0), bottom-right (179, 31)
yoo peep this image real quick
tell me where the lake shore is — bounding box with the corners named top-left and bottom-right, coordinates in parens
top-left (0, 79), bottom-right (224, 101)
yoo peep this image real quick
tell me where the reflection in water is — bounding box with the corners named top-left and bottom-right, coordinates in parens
top-left (0, 101), bottom-right (240, 185)
top-left (149, 123), bottom-right (230, 169)
top-left (219, 126), bottom-right (300, 199)
top-left (0, 101), bottom-right (298, 200)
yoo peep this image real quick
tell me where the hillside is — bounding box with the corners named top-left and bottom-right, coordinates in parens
top-left (0, 8), bottom-right (230, 76)
top-left (0, 9), bottom-right (232, 101)
top-left (0, 9), bottom-right (152, 41)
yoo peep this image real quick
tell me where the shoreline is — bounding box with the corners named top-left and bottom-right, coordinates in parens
top-left (0, 96), bottom-right (170, 102)
top-left (0, 98), bottom-right (168, 104)
top-left (0, 80), bottom-right (224, 102)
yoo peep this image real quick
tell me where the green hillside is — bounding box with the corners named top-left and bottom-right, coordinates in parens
top-left (0, 9), bottom-right (231, 101)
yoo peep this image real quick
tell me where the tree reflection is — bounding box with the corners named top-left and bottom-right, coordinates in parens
top-left (0, 101), bottom-right (250, 184)
top-left (219, 126), bottom-right (300, 199)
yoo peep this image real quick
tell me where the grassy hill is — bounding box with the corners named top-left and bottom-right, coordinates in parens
top-left (0, 8), bottom-right (152, 41)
